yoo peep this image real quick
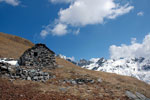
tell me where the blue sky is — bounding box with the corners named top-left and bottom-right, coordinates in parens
top-left (0, 0), bottom-right (150, 60)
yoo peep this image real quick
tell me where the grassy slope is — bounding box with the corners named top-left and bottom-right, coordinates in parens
top-left (0, 32), bottom-right (34, 58)
top-left (0, 32), bottom-right (150, 100)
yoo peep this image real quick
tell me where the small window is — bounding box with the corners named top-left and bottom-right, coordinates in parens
top-left (34, 52), bottom-right (38, 57)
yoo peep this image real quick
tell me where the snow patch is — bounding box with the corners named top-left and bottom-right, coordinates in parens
top-left (0, 58), bottom-right (19, 66)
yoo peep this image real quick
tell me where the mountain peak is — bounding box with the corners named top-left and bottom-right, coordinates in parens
top-left (77, 57), bottom-right (150, 84)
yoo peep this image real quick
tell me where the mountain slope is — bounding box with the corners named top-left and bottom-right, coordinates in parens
top-left (0, 32), bottom-right (150, 100)
top-left (0, 32), bottom-right (34, 58)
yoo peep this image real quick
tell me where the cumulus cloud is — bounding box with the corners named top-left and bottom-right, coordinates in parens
top-left (41, 0), bottom-right (134, 37)
top-left (0, 0), bottom-right (20, 6)
top-left (58, 1), bottom-right (133, 26)
top-left (137, 11), bottom-right (144, 16)
top-left (40, 23), bottom-right (68, 37)
top-left (110, 34), bottom-right (150, 59)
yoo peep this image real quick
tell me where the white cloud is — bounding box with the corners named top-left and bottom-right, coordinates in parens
top-left (137, 11), bottom-right (144, 16)
top-left (40, 23), bottom-right (68, 37)
top-left (40, 25), bottom-right (51, 38)
top-left (110, 34), bottom-right (150, 59)
top-left (0, 0), bottom-right (20, 6)
top-left (51, 23), bottom-right (68, 36)
top-left (58, 1), bottom-right (133, 26)
top-left (42, 0), bottom-right (133, 37)
top-left (108, 4), bottom-right (134, 19)
top-left (40, 30), bottom-right (49, 38)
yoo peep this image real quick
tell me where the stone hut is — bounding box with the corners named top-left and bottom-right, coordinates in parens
top-left (18, 44), bottom-right (57, 69)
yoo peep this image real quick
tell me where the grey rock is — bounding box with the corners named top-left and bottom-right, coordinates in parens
top-left (8, 67), bottom-right (14, 73)
top-left (57, 65), bottom-right (64, 68)
top-left (90, 80), bottom-right (95, 83)
top-left (1, 66), bottom-right (7, 69)
top-left (43, 72), bottom-right (49, 76)
top-left (71, 80), bottom-right (77, 85)
top-left (96, 58), bottom-right (106, 66)
top-left (136, 92), bottom-right (147, 100)
top-left (125, 91), bottom-right (150, 100)
top-left (30, 69), bottom-right (36, 73)
top-left (33, 76), bottom-right (38, 81)
top-left (97, 78), bottom-right (102, 83)
top-left (62, 78), bottom-right (95, 85)
top-left (38, 76), bottom-right (44, 80)
top-left (125, 91), bottom-right (138, 100)
top-left (27, 76), bottom-right (31, 81)
top-left (52, 75), bottom-right (56, 78)
top-left (59, 87), bottom-right (68, 92)
top-left (77, 59), bottom-right (92, 66)
top-left (21, 74), bottom-right (26, 79)
top-left (62, 81), bottom-right (66, 84)
top-left (44, 75), bottom-right (49, 80)
top-left (9, 79), bottom-right (15, 82)
top-left (15, 76), bottom-right (20, 79)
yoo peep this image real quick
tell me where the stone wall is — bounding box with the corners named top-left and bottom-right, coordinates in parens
top-left (18, 44), bottom-right (57, 69)
top-left (0, 62), bottom-right (54, 82)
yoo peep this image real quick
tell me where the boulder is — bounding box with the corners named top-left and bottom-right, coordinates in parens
top-left (125, 91), bottom-right (150, 100)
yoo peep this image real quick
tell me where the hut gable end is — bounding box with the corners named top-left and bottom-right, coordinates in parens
top-left (18, 44), bottom-right (56, 69)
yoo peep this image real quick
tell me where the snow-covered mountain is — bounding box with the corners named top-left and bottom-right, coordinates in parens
top-left (55, 54), bottom-right (150, 84)
top-left (77, 57), bottom-right (150, 84)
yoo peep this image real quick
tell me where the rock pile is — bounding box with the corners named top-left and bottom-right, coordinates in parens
top-left (0, 62), bottom-right (14, 74)
top-left (12, 68), bottom-right (53, 81)
top-left (61, 78), bottom-right (95, 85)
top-left (18, 44), bottom-right (57, 69)
top-left (0, 62), bottom-right (53, 82)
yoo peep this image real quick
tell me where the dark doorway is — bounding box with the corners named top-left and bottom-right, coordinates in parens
top-left (34, 52), bottom-right (38, 57)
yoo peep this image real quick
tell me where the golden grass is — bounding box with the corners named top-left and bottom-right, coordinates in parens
top-left (54, 57), bottom-right (150, 98)
top-left (0, 32), bottom-right (34, 58)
